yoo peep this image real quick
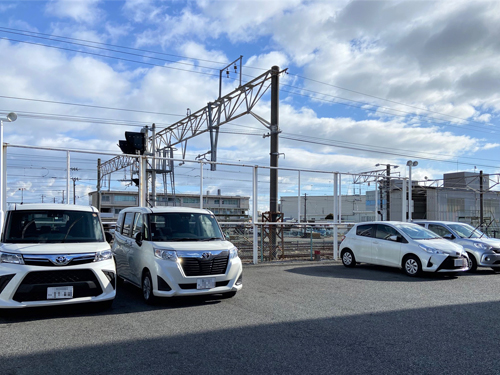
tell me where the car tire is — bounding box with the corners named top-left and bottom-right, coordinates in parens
top-left (403, 255), bottom-right (421, 277)
top-left (341, 249), bottom-right (356, 268)
top-left (221, 291), bottom-right (237, 299)
top-left (467, 253), bottom-right (477, 272)
top-left (142, 271), bottom-right (157, 305)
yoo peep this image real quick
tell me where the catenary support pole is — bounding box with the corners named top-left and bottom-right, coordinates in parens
top-left (270, 66), bottom-right (280, 252)
top-left (97, 158), bottom-right (101, 211)
top-left (334, 172), bottom-right (339, 260)
top-left (253, 166), bottom-right (258, 264)
top-left (66, 151), bottom-right (70, 204)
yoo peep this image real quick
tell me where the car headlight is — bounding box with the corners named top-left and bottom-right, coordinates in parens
top-left (229, 246), bottom-right (239, 259)
top-left (0, 251), bottom-right (24, 264)
top-left (95, 249), bottom-right (113, 262)
top-left (473, 243), bottom-right (493, 251)
top-left (154, 249), bottom-right (178, 262)
top-left (419, 245), bottom-right (444, 254)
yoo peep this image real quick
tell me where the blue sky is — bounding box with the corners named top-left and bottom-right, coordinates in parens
top-left (1, 0), bottom-right (500, 204)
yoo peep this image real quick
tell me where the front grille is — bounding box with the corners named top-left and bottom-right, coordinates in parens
top-left (23, 254), bottom-right (96, 267)
top-left (13, 270), bottom-right (103, 302)
top-left (179, 280), bottom-right (230, 290)
top-left (180, 255), bottom-right (229, 276)
top-left (437, 256), bottom-right (466, 271)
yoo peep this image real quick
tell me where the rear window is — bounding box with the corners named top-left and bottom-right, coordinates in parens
top-left (3, 209), bottom-right (105, 243)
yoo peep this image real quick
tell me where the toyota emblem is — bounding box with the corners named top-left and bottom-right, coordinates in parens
top-left (201, 252), bottom-right (212, 260)
top-left (52, 255), bottom-right (70, 265)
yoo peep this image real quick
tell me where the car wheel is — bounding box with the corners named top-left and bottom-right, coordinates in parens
top-left (467, 253), bottom-right (477, 272)
top-left (341, 249), bottom-right (356, 268)
top-left (221, 291), bottom-right (237, 299)
top-left (403, 255), bottom-right (421, 277)
top-left (142, 271), bottom-right (156, 305)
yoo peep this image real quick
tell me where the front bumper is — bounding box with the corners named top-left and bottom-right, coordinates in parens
top-left (152, 257), bottom-right (243, 297)
top-left (0, 259), bottom-right (116, 309)
top-left (422, 254), bottom-right (469, 273)
top-left (478, 253), bottom-right (500, 268)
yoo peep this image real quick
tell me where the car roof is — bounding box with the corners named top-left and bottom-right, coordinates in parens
top-left (413, 220), bottom-right (469, 225)
top-left (120, 206), bottom-right (213, 215)
top-left (354, 221), bottom-right (420, 225)
top-left (7, 203), bottom-right (97, 213)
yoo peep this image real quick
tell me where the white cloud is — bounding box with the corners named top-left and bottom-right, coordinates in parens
top-left (45, 0), bottom-right (104, 24)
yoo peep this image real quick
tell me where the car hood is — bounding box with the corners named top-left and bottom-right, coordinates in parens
top-left (414, 238), bottom-right (465, 255)
top-left (455, 237), bottom-right (500, 248)
top-left (0, 242), bottom-right (110, 254)
top-left (150, 240), bottom-right (234, 252)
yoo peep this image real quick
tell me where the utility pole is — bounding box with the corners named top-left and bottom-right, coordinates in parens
top-left (304, 193), bottom-right (307, 222)
top-left (386, 164), bottom-right (391, 221)
top-left (97, 158), bottom-right (101, 212)
top-left (41, 194), bottom-right (45, 203)
top-left (269, 65), bottom-right (280, 253)
top-left (480, 170), bottom-right (484, 231)
top-left (18, 188), bottom-right (25, 204)
top-left (62, 190), bottom-right (65, 204)
top-left (72, 177), bottom-right (79, 205)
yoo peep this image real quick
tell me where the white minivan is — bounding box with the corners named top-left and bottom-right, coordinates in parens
top-left (0, 204), bottom-right (116, 309)
top-left (112, 207), bottom-right (243, 304)
top-left (340, 221), bottom-right (469, 276)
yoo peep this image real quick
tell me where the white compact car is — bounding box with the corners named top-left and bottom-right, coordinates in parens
top-left (415, 221), bottom-right (500, 272)
top-left (112, 207), bottom-right (242, 304)
top-left (0, 204), bottom-right (116, 309)
top-left (340, 221), bottom-right (469, 276)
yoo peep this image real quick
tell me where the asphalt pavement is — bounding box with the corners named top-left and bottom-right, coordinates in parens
top-left (1, 261), bottom-right (500, 375)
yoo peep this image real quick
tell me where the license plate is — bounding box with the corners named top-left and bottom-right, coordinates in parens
top-left (197, 278), bottom-right (216, 290)
top-left (47, 286), bottom-right (74, 299)
top-left (454, 258), bottom-right (465, 267)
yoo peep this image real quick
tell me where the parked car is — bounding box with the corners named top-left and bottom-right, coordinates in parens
top-left (415, 221), bottom-right (500, 272)
top-left (0, 204), bottom-right (116, 309)
top-left (340, 221), bottom-right (469, 276)
top-left (112, 207), bottom-right (243, 304)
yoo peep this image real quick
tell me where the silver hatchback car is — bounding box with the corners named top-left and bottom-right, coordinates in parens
top-left (415, 221), bottom-right (500, 272)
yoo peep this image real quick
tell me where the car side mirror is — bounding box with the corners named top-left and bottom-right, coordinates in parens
top-left (388, 235), bottom-right (399, 242)
top-left (443, 234), bottom-right (454, 240)
top-left (105, 232), bottom-right (113, 243)
top-left (135, 232), bottom-right (143, 246)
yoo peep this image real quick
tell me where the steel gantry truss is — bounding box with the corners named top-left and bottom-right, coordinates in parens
top-left (99, 67), bottom-right (288, 182)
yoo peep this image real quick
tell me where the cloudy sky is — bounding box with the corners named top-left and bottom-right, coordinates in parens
top-left (1, 0), bottom-right (500, 205)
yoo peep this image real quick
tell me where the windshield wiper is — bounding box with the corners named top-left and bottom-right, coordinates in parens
top-left (200, 237), bottom-right (222, 241)
top-left (169, 238), bottom-right (200, 242)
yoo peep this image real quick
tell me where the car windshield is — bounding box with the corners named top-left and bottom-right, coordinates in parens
top-left (394, 223), bottom-right (441, 240)
top-left (3, 210), bottom-right (104, 243)
top-left (447, 223), bottom-right (486, 239)
top-left (149, 212), bottom-right (224, 242)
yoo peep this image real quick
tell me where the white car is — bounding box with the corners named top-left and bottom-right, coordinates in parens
top-left (112, 207), bottom-right (242, 304)
top-left (340, 221), bottom-right (469, 276)
top-left (415, 221), bottom-right (500, 272)
top-left (0, 204), bottom-right (116, 309)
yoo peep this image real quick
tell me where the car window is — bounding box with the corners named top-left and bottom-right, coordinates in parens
top-left (132, 214), bottom-right (143, 237)
top-left (447, 223), bottom-right (486, 239)
top-left (149, 212), bottom-right (223, 241)
top-left (394, 223), bottom-right (441, 240)
top-left (116, 213), bottom-right (124, 234)
top-left (122, 212), bottom-right (135, 237)
top-left (428, 224), bottom-right (452, 237)
top-left (356, 224), bottom-right (374, 238)
top-left (375, 224), bottom-right (400, 241)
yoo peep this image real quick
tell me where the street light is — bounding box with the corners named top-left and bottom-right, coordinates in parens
top-left (0, 112), bottom-right (17, 230)
top-left (406, 160), bottom-right (418, 221)
top-left (375, 163), bottom-right (399, 220)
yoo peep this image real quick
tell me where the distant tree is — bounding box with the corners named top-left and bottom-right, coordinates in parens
top-left (325, 213), bottom-right (333, 220)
